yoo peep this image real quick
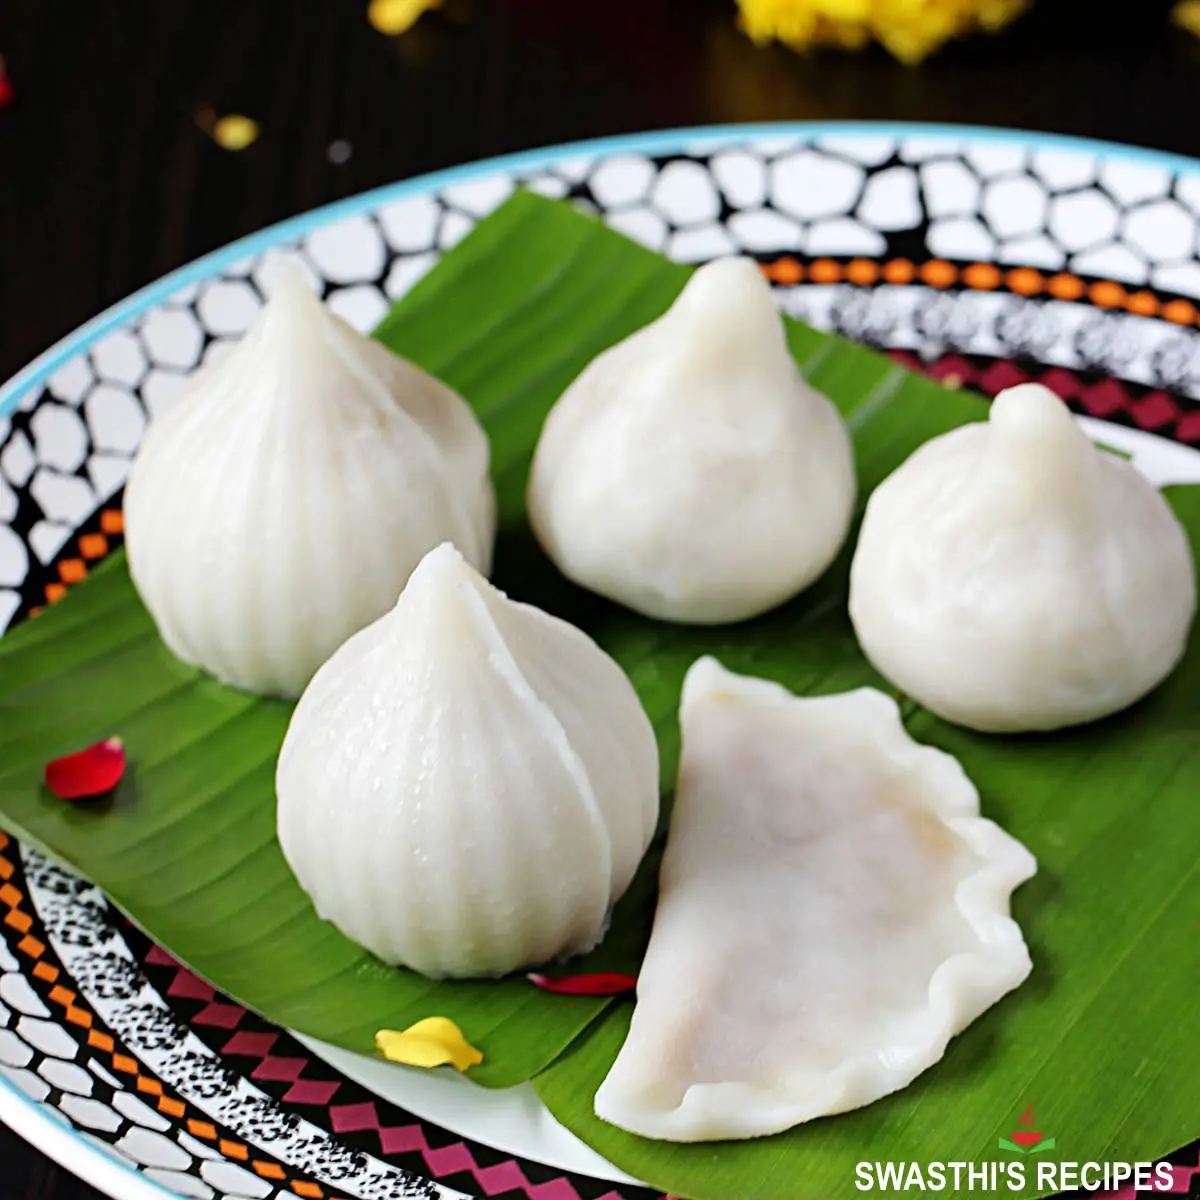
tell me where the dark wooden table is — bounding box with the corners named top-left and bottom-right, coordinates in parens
top-left (0, 0), bottom-right (1197, 1195)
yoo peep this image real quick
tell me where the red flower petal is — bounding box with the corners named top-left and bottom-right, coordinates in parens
top-left (44, 738), bottom-right (126, 800)
top-left (527, 972), bottom-right (637, 997)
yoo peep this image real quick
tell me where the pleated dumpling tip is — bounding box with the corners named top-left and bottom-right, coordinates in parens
top-left (123, 258), bottom-right (496, 699)
top-left (275, 542), bottom-right (660, 979)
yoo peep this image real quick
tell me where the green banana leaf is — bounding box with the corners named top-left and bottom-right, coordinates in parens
top-left (0, 190), bottom-right (1196, 1199)
top-left (0, 554), bottom-right (614, 1087)
top-left (535, 491), bottom-right (1200, 1200)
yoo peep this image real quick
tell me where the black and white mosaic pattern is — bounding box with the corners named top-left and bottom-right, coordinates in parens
top-left (4, 126), bottom-right (1200, 1200)
top-left (17, 851), bottom-right (450, 1200)
top-left (0, 927), bottom-right (309, 1200)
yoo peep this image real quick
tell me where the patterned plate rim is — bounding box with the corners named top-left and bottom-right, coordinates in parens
top-left (4, 119), bottom-right (1200, 1200)
top-left (8, 119), bottom-right (1200, 420)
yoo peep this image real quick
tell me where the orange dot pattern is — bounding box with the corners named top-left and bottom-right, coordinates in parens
top-left (0, 830), bottom-right (349, 1200)
top-left (79, 533), bottom-right (109, 560)
top-left (27, 507), bottom-right (124, 617)
top-left (759, 257), bottom-right (1200, 328)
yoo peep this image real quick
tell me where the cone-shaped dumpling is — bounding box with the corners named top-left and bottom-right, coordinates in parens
top-left (124, 262), bottom-right (496, 699)
top-left (276, 542), bottom-right (660, 980)
top-left (849, 383), bottom-right (1197, 733)
top-left (594, 658), bottom-right (1036, 1143)
top-left (526, 258), bottom-right (856, 624)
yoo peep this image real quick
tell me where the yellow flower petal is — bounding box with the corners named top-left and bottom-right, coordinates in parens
top-left (211, 115), bottom-right (260, 152)
top-left (1173, 0), bottom-right (1200, 37)
top-left (375, 1018), bottom-right (483, 1073)
top-left (368, 0), bottom-right (442, 36)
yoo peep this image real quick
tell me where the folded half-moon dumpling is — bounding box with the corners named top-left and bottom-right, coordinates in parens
top-left (593, 658), bottom-right (1036, 1143)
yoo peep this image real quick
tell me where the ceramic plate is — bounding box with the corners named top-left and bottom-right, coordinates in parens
top-left (3, 122), bottom-right (1200, 1200)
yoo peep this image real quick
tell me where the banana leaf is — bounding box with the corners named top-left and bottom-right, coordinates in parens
top-left (534, 490), bottom-right (1200, 1200)
top-left (0, 191), bottom-right (1196, 1196)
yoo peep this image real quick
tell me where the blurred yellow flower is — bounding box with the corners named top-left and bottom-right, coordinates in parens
top-left (368, 0), bottom-right (441, 36)
top-left (1172, 0), bottom-right (1200, 38)
top-left (195, 108), bottom-right (260, 153)
top-left (211, 115), bottom-right (260, 152)
top-left (737, 0), bottom-right (1029, 63)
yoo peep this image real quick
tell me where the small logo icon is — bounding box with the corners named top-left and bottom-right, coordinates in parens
top-left (998, 1105), bottom-right (1056, 1155)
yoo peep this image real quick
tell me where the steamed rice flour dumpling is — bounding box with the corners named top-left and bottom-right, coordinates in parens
top-left (595, 658), bottom-right (1037, 1143)
top-left (527, 257), bottom-right (856, 624)
top-left (124, 261), bottom-right (496, 699)
top-left (276, 542), bottom-right (660, 980)
top-left (849, 383), bottom-right (1197, 733)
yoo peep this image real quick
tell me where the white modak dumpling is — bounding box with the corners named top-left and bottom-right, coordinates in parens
top-left (526, 258), bottom-right (856, 624)
top-left (276, 542), bottom-right (660, 980)
top-left (849, 383), bottom-right (1197, 733)
top-left (594, 658), bottom-right (1035, 1144)
top-left (123, 261), bottom-right (495, 699)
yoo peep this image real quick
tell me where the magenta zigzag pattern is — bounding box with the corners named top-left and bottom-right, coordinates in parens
top-left (329, 1100), bottom-right (629, 1200)
top-left (141, 943), bottom-right (654, 1199)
